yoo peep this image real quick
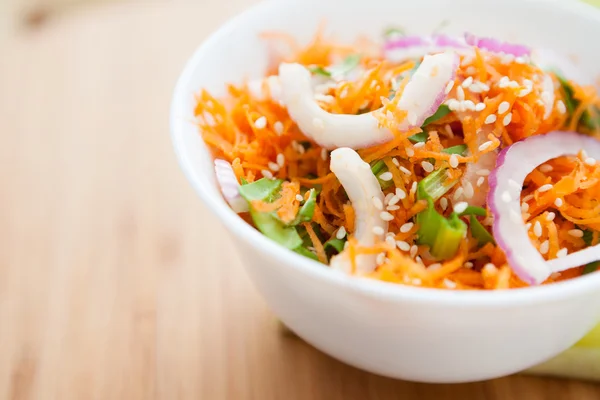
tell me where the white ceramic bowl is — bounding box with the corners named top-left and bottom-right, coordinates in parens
top-left (171, 0), bottom-right (600, 383)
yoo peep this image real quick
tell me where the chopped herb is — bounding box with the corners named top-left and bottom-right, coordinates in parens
top-left (423, 104), bottom-right (451, 126)
top-left (383, 27), bottom-right (406, 38)
top-left (583, 262), bottom-right (600, 275)
top-left (556, 71), bottom-right (600, 130)
top-left (408, 131), bottom-right (429, 143)
top-left (294, 246), bottom-right (319, 261)
top-left (469, 215), bottom-right (495, 246)
top-left (417, 197), bottom-right (466, 260)
top-left (388, 89), bottom-right (396, 100)
top-left (582, 229), bottom-right (594, 246)
top-left (286, 189), bottom-right (317, 225)
top-left (442, 144), bottom-right (468, 155)
top-left (249, 210), bottom-right (303, 249)
top-left (370, 160), bottom-right (394, 190)
top-left (329, 54), bottom-right (362, 77)
top-left (240, 177), bottom-right (248, 185)
top-left (238, 178), bottom-right (283, 203)
top-left (459, 206), bottom-right (487, 217)
top-left (417, 168), bottom-right (458, 202)
top-left (309, 66), bottom-right (331, 77)
top-left (310, 55), bottom-right (362, 78)
top-left (324, 237), bottom-right (346, 253)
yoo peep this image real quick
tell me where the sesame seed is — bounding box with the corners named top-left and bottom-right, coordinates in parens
top-left (464, 262), bottom-right (474, 269)
top-left (376, 253), bottom-right (386, 265)
top-left (414, 142), bottom-right (425, 149)
top-left (485, 114), bottom-right (497, 124)
top-left (407, 111), bottom-right (418, 126)
top-left (429, 263), bottom-right (442, 271)
top-left (372, 197), bottom-right (383, 210)
top-left (498, 101), bottom-right (510, 114)
top-left (410, 245), bottom-right (418, 258)
top-left (445, 80), bottom-right (455, 94)
top-left (454, 201), bottom-right (469, 214)
top-left (464, 182), bottom-right (474, 199)
top-left (388, 195), bottom-right (400, 206)
top-left (447, 99), bottom-right (460, 111)
top-left (477, 177), bottom-right (486, 187)
top-left (515, 56), bottom-right (526, 64)
top-left (581, 150), bottom-right (589, 159)
top-left (457, 86), bottom-right (465, 101)
top-left (475, 102), bottom-right (486, 112)
top-left (421, 161), bottom-right (434, 173)
top-left (261, 170), bottom-right (273, 179)
top-left (546, 212), bottom-right (556, 221)
top-left (502, 113), bottom-right (512, 126)
top-left (254, 116), bottom-right (268, 129)
top-left (444, 279), bottom-right (457, 289)
top-left (440, 197), bottom-right (449, 211)
top-left (313, 117), bottom-right (325, 130)
top-left (539, 164), bottom-right (553, 173)
top-left (525, 223), bottom-right (532, 230)
top-left (321, 148), bottom-right (328, 161)
top-left (476, 169), bottom-right (490, 176)
top-left (538, 184), bottom-right (553, 193)
top-left (268, 162), bottom-right (280, 172)
top-left (273, 121), bottom-right (284, 135)
top-left (396, 240), bottom-right (410, 251)
top-left (406, 148), bottom-right (415, 157)
top-left (557, 100), bottom-right (567, 114)
top-left (478, 141), bottom-right (494, 152)
top-left (277, 153), bottom-right (285, 167)
top-left (336, 226), bottom-right (347, 239)
top-left (373, 226), bottom-right (385, 236)
top-left (533, 221), bottom-right (542, 237)
top-left (400, 222), bottom-right (414, 233)
top-left (449, 154), bottom-right (459, 168)
top-left (483, 263), bottom-right (497, 273)
top-left (462, 76), bottom-right (474, 88)
top-left (392, 157), bottom-right (400, 167)
top-left (554, 198), bottom-right (563, 208)
top-left (508, 81), bottom-right (519, 89)
top-left (396, 188), bottom-right (407, 199)
top-left (379, 171), bottom-right (393, 181)
top-left (410, 182), bottom-right (418, 195)
top-left (464, 100), bottom-right (476, 111)
top-left (540, 240), bottom-right (549, 255)
top-left (385, 235), bottom-right (396, 247)
top-left (315, 94), bottom-right (335, 104)
top-left (387, 205), bottom-right (400, 211)
top-left (556, 248), bottom-right (568, 258)
top-left (501, 191), bottom-right (512, 203)
top-left (498, 76), bottom-right (510, 88)
top-left (453, 187), bottom-right (464, 202)
top-left (585, 157), bottom-right (596, 166)
top-left (468, 83), bottom-right (484, 93)
top-left (522, 194), bottom-right (534, 202)
top-left (385, 193), bottom-right (394, 204)
top-left (521, 202), bottom-right (529, 213)
top-left (568, 229), bottom-right (584, 238)
top-left (445, 124), bottom-right (454, 137)
top-left (380, 211), bottom-right (395, 221)
top-left (522, 212), bottom-right (531, 220)
top-left (465, 66), bottom-right (477, 75)
top-left (399, 166), bottom-right (411, 175)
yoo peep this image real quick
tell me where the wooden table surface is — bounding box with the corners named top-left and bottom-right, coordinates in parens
top-left (0, 1), bottom-right (599, 399)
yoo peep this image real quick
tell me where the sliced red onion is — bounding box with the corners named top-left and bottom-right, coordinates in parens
top-left (464, 33), bottom-right (531, 58)
top-left (384, 35), bottom-right (468, 62)
top-left (329, 148), bottom-right (387, 273)
top-left (488, 131), bottom-right (600, 285)
top-left (278, 51), bottom-right (458, 149)
top-left (214, 159), bottom-right (249, 213)
top-left (455, 149), bottom-right (498, 207)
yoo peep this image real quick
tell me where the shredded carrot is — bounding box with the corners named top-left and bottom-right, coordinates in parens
top-left (195, 29), bottom-right (600, 290)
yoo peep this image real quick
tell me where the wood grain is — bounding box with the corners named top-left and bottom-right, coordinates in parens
top-left (0, 1), bottom-right (598, 399)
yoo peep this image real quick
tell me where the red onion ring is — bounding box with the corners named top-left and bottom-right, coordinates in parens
top-left (488, 131), bottom-right (600, 285)
top-left (215, 159), bottom-right (249, 213)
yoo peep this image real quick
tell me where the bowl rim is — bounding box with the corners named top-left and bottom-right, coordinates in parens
top-left (171, 0), bottom-right (600, 308)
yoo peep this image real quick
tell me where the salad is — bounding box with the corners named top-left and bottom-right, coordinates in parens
top-left (196, 29), bottom-right (600, 290)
